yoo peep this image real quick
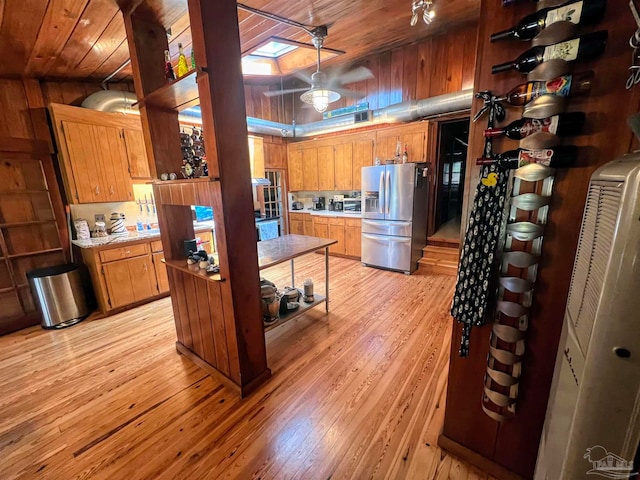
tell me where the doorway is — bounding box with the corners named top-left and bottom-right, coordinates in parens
top-left (432, 118), bottom-right (469, 242)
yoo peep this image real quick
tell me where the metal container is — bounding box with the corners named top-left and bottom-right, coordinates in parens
top-left (27, 264), bottom-right (91, 329)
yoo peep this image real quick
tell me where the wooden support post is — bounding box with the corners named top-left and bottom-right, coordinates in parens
top-left (188, 0), bottom-right (269, 390)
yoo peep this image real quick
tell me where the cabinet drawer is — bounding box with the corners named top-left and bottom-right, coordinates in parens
top-left (150, 240), bottom-right (163, 253)
top-left (99, 243), bottom-right (150, 263)
top-left (345, 218), bottom-right (361, 227)
top-left (328, 217), bottom-right (345, 226)
top-left (290, 212), bottom-right (307, 221)
top-left (313, 216), bottom-right (329, 224)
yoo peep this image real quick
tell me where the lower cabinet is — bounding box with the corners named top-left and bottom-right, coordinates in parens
top-left (345, 218), bottom-right (362, 258)
top-left (289, 212), bottom-right (306, 235)
top-left (152, 251), bottom-right (170, 294)
top-left (288, 213), bottom-right (363, 258)
top-left (328, 218), bottom-right (345, 255)
top-left (303, 216), bottom-right (314, 236)
top-left (102, 255), bottom-right (158, 308)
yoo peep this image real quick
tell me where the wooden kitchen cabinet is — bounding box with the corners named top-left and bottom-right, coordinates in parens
top-left (328, 217), bottom-right (345, 255)
top-left (303, 216), bottom-right (314, 236)
top-left (334, 143), bottom-right (353, 190)
top-left (289, 212), bottom-right (306, 235)
top-left (317, 145), bottom-right (335, 190)
top-left (313, 216), bottom-right (329, 239)
top-left (50, 104), bottom-right (149, 204)
top-left (103, 255), bottom-right (157, 309)
top-left (288, 148), bottom-right (304, 191)
top-left (374, 123), bottom-right (428, 164)
top-left (123, 128), bottom-right (151, 179)
top-left (302, 148), bottom-right (319, 190)
top-left (152, 252), bottom-right (170, 294)
top-left (353, 139), bottom-right (374, 190)
top-left (248, 135), bottom-right (265, 178)
top-left (345, 218), bottom-right (362, 258)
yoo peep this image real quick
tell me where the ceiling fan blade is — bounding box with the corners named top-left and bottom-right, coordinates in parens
top-left (334, 66), bottom-right (375, 85)
top-left (332, 87), bottom-right (366, 99)
top-left (263, 87), bottom-right (310, 97)
top-left (292, 69), bottom-right (314, 85)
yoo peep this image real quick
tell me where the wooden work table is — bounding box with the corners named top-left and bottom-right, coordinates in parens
top-left (258, 234), bottom-right (337, 332)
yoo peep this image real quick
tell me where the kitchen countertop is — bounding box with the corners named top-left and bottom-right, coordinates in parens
top-left (289, 209), bottom-right (362, 219)
top-left (257, 234), bottom-right (337, 270)
top-left (71, 223), bottom-right (214, 249)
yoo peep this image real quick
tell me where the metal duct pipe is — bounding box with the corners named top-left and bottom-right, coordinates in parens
top-left (81, 88), bottom-right (473, 138)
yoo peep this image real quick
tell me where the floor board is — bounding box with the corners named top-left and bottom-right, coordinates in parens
top-left (0, 255), bottom-right (493, 480)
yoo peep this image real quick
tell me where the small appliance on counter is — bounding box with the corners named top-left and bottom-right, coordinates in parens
top-left (333, 194), bottom-right (344, 211)
top-left (291, 201), bottom-right (304, 210)
top-left (312, 196), bottom-right (325, 211)
top-left (327, 199), bottom-right (335, 211)
top-left (343, 197), bottom-right (361, 213)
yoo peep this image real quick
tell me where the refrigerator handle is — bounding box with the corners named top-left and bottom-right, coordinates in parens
top-left (385, 170), bottom-right (390, 215)
top-left (379, 171), bottom-right (384, 214)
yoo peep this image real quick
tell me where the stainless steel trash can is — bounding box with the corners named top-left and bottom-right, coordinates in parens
top-left (27, 264), bottom-right (90, 329)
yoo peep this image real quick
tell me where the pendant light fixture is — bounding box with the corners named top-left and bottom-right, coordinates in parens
top-left (410, 0), bottom-right (436, 26)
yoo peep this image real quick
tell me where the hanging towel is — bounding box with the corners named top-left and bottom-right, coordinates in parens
top-left (450, 164), bottom-right (510, 357)
top-left (258, 220), bottom-right (279, 241)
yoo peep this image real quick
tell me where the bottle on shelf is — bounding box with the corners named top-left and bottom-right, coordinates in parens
top-left (491, 0), bottom-right (607, 42)
top-left (491, 30), bottom-right (607, 74)
top-left (402, 144), bottom-right (409, 163)
top-left (177, 43), bottom-right (189, 77)
top-left (190, 47), bottom-right (196, 70)
top-left (164, 50), bottom-right (176, 82)
top-left (484, 112), bottom-right (585, 139)
top-left (476, 145), bottom-right (577, 168)
top-left (497, 72), bottom-right (593, 106)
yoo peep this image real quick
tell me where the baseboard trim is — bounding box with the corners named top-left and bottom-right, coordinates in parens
top-left (438, 435), bottom-right (527, 480)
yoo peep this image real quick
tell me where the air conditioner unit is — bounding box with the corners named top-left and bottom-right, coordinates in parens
top-left (535, 155), bottom-right (640, 480)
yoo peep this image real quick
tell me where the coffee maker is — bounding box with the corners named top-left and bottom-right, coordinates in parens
top-left (312, 196), bottom-right (325, 210)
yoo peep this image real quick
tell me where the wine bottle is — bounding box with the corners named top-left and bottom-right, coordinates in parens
top-left (491, 0), bottom-right (607, 42)
top-left (497, 72), bottom-right (592, 106)
top-left (476, 145), bottom-right (577, 169)
top-left (190, 48), bottom-right (196, 70)
top-left (177, 43), bottom-right (189, 77)
top-left (485, 112), bottom-right (585, 139)
top-left (164, 50), bottom-right (176, 81)
top-left (492, 30), bottom-right (607, 74)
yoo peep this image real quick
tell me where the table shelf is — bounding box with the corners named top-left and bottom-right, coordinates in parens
top-left (163, 258), bottom-right (223, 282)
top-left (264, 294), bottom-right (326, 333)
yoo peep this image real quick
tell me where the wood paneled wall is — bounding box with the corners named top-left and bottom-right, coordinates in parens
top-left (0, 78), bottom-right (132, 335)
top-left (442, 1), bottom-right (640, 479)
top-left (284, 22), bottom-right (478, 124)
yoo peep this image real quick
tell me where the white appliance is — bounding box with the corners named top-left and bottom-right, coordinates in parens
top-left (535, 156), bottom-right (640, 480)
top-left (361, 163), bottom-right (428, 274)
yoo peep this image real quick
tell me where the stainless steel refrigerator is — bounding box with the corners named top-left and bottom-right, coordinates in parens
top-left (361, 163), bottom-right (428, 274)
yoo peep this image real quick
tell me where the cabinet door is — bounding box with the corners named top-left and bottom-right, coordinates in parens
top-left (61, 121), bottom-right (106, 203)
top-left (249, 136), bottom-right (265, 178)
top-left (103, 259), bottom-right (135, 308)
top-left (401, 130), bottom-right (427, 163)
top-left (302, 148), bottom-right (319, 191)
top-left (94, 125), bottom-right (133, 202)
top-left (290, 218), bottom-right (304, 235)
top-left (328, 219), bottom-right (345, 255)
top-left (303, 218), bottom-right (314, 236)
top-left (334, 143), bottom-right (353, 191)
top-left (375, 133), bottom-right (398, 161)
top-left (352, 139), bottom-right (374, 190)
top-left (345, 225), bottom-right (362, 258)
top-left (123, 128), bottom-right (151, 179)
top-left (317, 145), bottom-right (335, 190)
top-left (288, 149), bottom-right (304, 191)
top-left (128, 255), bottom-right (158, 301)
top-left (152, 252), bottom-right (169, 294)
top-left (313, 221), bottom-right (329, 239)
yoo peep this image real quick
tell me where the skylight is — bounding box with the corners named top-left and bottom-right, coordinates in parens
top-left (251, 40), bottom-right (298, 58)
top-left (242, 56), bottom-right (273, 75)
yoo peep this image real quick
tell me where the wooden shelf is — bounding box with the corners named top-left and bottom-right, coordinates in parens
top-left (264, 294), bottom-right (326, 333)
top-left (8, 248), bottom-right (64, 259)
top-left (0, 286), bottom-right (16, 294)
top-left (0, 220), bottom-right (57, 228)
top-left (135, 70), bottom-right (201, 111)
top-left (163, 258), bottom-right (223, 282)
top-left (149, 177), bottom-right (213, 185)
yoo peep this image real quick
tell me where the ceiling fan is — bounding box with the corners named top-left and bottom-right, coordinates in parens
top-left (262, 25), bottom-right (374, 113)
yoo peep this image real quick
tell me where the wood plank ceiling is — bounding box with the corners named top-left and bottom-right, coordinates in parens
top-left (0, 0), bottom-right (479, 83)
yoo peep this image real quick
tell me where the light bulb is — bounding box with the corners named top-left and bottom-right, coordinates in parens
top-left (312, 89), bottom-right (330, 113)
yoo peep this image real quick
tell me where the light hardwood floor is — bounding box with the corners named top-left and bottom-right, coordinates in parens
top-left (0, 255), bottom-right (493, 480)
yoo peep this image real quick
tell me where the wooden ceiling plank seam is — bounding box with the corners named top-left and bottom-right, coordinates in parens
top-left (88, 37), bottom-right (129, 80)
top-left (0, 0), bottom-right (50, 77)
top-left (24, 0), bottom-right (92, 77)
top-left (72, 12), bottom-right (127, 78)
top-left (48, 0), bottom-right (120, 77)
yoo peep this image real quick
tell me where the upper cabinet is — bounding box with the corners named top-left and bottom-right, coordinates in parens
top-left (248, 135), bottom-right (265, 178)
top-left (374, 123), bottom-right (428, 163)
top-left (49, 104), bottom-right (152, 204)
